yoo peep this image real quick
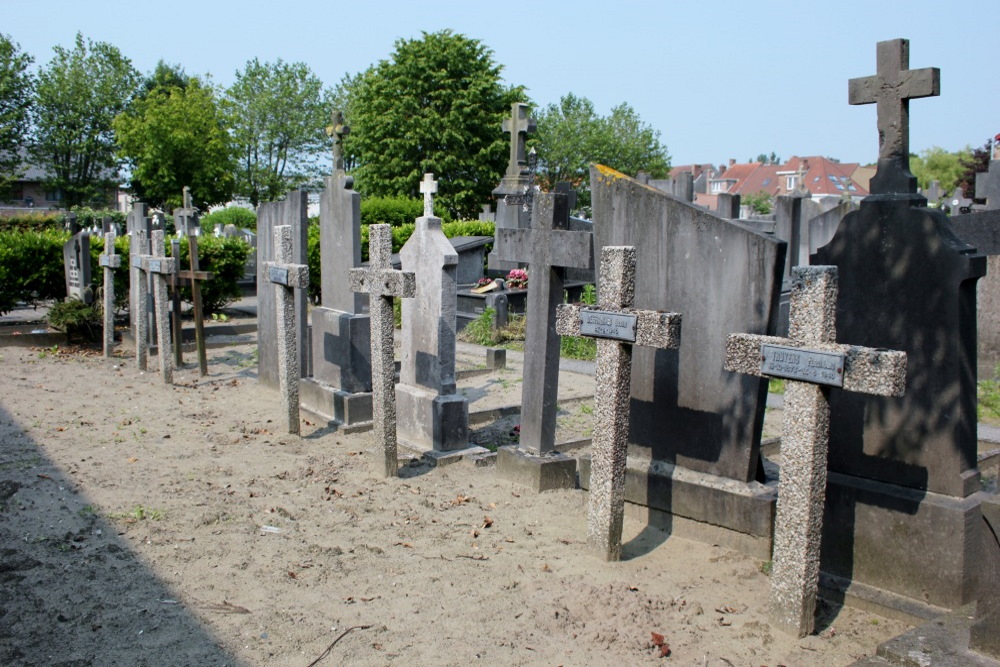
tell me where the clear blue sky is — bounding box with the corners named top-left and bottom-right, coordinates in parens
top-left (7, 0), bottom-right (997, 168)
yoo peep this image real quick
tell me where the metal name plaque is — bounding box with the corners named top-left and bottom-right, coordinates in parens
top-left (131, 256), bottom-right (143, 268)
top-left (148, 260), bottom-right (161, 273)
top-left (761, 344), bottom-right (845, 387)
top-left (578, 310), bottom-right (637, 342)
top-left (99, 255), bottom-right (110, 267)
top-left (269, 266), bottom-right (289, 286)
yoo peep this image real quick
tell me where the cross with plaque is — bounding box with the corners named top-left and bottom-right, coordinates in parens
top-left (724, 265), bottom-right (907, 638)
top-left (133, 230), bottom-right (177, 383)
top-left (99, 232), bottom-right (121, 358)
top-left (556, 246), bottom-right (681, 560)
top-left (419, 173), bottom-right (438, 217)
top-left (263, 225), bottom-right (310, 435)
top-left (349, 224), bottom-right (417, 477)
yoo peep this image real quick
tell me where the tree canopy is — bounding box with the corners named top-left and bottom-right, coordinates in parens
top-left (345, 30), bottom-right (524, 219)
top-left (30, 32), bottom-right (140, 208)
top-left (0, 33), bottom-right (33, 199)
top-left (909, 145), bottom-right (971, 194)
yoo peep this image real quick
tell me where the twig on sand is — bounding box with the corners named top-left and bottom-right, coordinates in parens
top-left (306, 624), bottom-right (374, 667)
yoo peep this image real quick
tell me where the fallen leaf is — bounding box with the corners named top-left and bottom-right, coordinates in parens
top-left (482, 516), bottom-right (494, 529)
top-left (56, 427), bottom-right (65, 432)
top-left (127, 457), bottom-right (139, 464)
top-left (651, 632), bottom-right (665, 645)
top-left (541, 563), bottom-right (552, 573)
top-left (287, 571), bottom-right (297, 579)
top-left (717, 616), bottom-right (732, 627)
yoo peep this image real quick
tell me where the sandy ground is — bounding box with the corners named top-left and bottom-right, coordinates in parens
top-left (0, 341), bottom-right (912, 666)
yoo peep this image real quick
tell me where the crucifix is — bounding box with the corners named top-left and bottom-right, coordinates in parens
top-left (502, 102), bottom-right (536, 178)
top-left (725, 265), bottom-right (906, 638)
top-left (419, 172), bottom-right (438, 218)
top-left (328, 109), bottom-right (350, 172)
top-left (263, 225), bottom-right (310, 435)
top-left (349, 224), bottom-right (417, 477)
top-left (849, 38), bottom-right (939, 195)
top-left (98, 232), bottom-right (121, 358)
top-left (171, 235), bottom-right (213, 375)
top-left (134, 230), bottom-right (177, 384)
top-left (556, 246), bottom-right (681, 560)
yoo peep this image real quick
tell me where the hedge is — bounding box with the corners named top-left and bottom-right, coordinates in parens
top-left (201, 207), bottom-right (257, 233)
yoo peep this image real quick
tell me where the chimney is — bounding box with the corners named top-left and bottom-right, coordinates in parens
top-left (729, 158), bottom-right (736, 167)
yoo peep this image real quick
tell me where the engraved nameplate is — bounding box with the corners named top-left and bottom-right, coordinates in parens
top-left (761, 344), bottom-right (844, 387)
top-left (99, 255), bottom-right (110, 267)
top-left (269, 266), bottom-right (289, 286)
top-left (578, 310), bottom-right (637, 342)
top-left (148, 260), bottom-right (161, 273)
top-left (131, 256), bottom-right (143, 268)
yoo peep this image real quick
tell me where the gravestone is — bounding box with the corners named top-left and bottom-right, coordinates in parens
top-left (477, 205), bottom-right (495, 223)
top-left (950, 208), bottom-right (1000, 378)
top-left (946, 186), bottom-right (973, 215)
top-left (808, 200), bottom-right (857, 256)
top-left (493, 192), bottom-right (593, 489)
top-left (349, 224), bottom-right (416, 476)
top-left (556, 246), bottom-right (682, 560)
top-left (922, 179), bottom-right (944, 207)
top-left (974, 160), bottom-right (1000, 210)
top-left (420, 173), bottom-right (437, 216)
top-left (99, 232), bottom-right (121, 357)
top-left (173, 186), bottom-right (198, 236)
top-left (810, 38), bottom-right (986, 613)
top-left (63, 230), bottom-right (92, 304)
top-left (263, 226), bottom-right (309, 435)
top-left (135, 230), bottom-right (177, 384)
top-left (395, 179), bottom-right (469, 452)
top-left (488, 102), bottom-right (536, 274)
top-left (726, 266), bottom-right (906, 638)
top-left (717, 192), bottom-right (741, 219)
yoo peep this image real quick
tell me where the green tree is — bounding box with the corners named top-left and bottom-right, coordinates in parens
top-left (347, 30), bottom-right (524, 219)
top-left (743, 190), bottom-right (773, 215)
top-left (30, 32), bottom-right (140, 208)
top-left (957, 138), bottom-right (994, 200)
top-left (225, 58), bottom-right (330, 207)
top-left (909, 146), bottom-right (971, 193)
top-left (0, 34), bottom-right (33, 200)
top-left (114, 74), bottom-right (235, 210)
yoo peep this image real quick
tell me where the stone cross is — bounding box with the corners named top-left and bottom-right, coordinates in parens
top-left (724, 265), bottom-right (907, 638)
top-left (134, 230), bottom-right (177, 384)
top-left (555, 246), bottom-right (681, 560)
top-left (98, 232), bottom-right (121, 358)
top-left (131, 229), bottom-right (151, 371)
top-left (494, 192), bottom-right (594, 455)
top-left (349, 224), bottom-right (416, 477)
top-left (329, 109), bottom-right (350, 172)
top-left (849, 38), bottom-right (940, 195)
top-left (420, 172), bottom-right (438, 218)
top-left (173, 186), bottom-right (198, 236)
top-left (263, 225), bottom-right (310, 435)
top-left (502, 102), bottom-right (536, 178)
top-left (975, 160), bottom-right (1000, 210)
top-left (947, 187), bottom-right (973, 215)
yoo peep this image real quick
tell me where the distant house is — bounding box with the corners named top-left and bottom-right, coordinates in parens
top-left (1, 153), bottom-right (124, 216)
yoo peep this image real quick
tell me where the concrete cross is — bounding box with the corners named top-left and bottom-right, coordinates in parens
top-left (349, 224), bottom-right (417, 477)
top-left (724, 265), bottom-right (907, 638)
top-left (849, 38), bottom-right (939, 195)
top-left (494, 192), bottom-right (593, 455)
top-left (420, 173), bottom-right (438, 217)
top-left (329, 109), bottom-right (350, 171)
top-left (263, 225), bottom-right (310, 435)
top-left (502, 102), bottom-right (537, 178)
top-left (133, 230), bottom-right (177, 384)
top-left (131, 229), bottom-right (151, 371)
top-left (173, 186), bottom-right (199, 236)
top-left (555, 246), bottom-right (681, 561)
top-left (98, 232), bottom-right (121, 358)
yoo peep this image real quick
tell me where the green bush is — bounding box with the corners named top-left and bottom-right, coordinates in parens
top-left (201, 207), bottom-right (257, 232)
top-left (170, 236), bottom-right (251, 315)
top-left (87, 234), bottom-right (132, 313)
top-left (0, 229), bottom-right (68, 314)
top-left (67, 206), bottom-right (126, 230)
top-left (361, 196), bottom-right (430, 227)
top-left (0, 212), bottom-right (63, 233)
top-left (46, 297), bottom-right (102, 342)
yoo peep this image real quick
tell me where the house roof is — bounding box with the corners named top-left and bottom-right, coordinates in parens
top-left (782, 156), bottom-right (868, 197)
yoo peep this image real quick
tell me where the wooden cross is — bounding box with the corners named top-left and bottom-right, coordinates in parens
top-left (502, 102), bottom-right (537, 177)
top-left (349, 224), bottom-right (417, 477)
top-left (328, 109), bottom-right (350, 171)
top-left (493, 192), bottom-right (593, 455)
top-left (556, 246), bottom-right (681, 561)
top-left (263, 225), bottom-right (310, 435)
top-left (174, 235), bottom-right (214, 376)
top-left (420, 173), bottom-right (438, 217)
top-left (849, 38), bottom-right (939, 195)
top-left (134, 230), bottom-right (177, 384)
top-left (98, 231), bottom-right (121, 358)
top-left (725, 265), bottom-right (906, 638)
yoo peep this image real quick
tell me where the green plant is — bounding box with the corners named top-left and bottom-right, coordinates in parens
top-left (361, 196), bottom-right (427, 227)
top-left (201, 207), bottom-right (257, 232)
top-left (111, 505), bottom-right (164, 522)
top-left (0, 212), bottom-right (63, 233)
top-left (459, 307), bottom-right (498, 346)
top-left (759, 560), bottom-right (773, 575)
top-left (768, 378), bottom-right (786, 394)
top-left (979, 367), bottom-right (1000, 423)
top-left (560, 334), bottom-right (596, 361)
top-left (171, 235), bottom-right (251, 314)
top-left (743, 190), bottom-right (773, 215)
top-left (46, 298), bottom-right (102, 342)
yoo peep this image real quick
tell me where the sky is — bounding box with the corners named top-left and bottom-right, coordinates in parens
top-left (6, 0), bottom-right (998, 169)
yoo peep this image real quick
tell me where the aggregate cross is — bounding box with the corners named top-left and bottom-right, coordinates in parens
top-left (493, 192), bottom-right (593, 455)
top-left (328, 109), bottom-right (350, 171)
top-left (349, 224), bottom-right (417, 477)
top-left (501, 102), bottom-right (536, 178)
top-left (98, 232), bottom-right (121, 358)
top-left (724, 266), bottom-right (907, 638)
top-left (263, 225), bottom-right (310, 435)
top-left (556, 246), bottom-right (681, 561)
top-left (849, 38), bottom-right (939, 194)
top-left (133, 230), bottom-right (177, 384)
top-left (419, 173), bottom-right (438, 217)
top-left (173, 186), bottom-right (199, 236)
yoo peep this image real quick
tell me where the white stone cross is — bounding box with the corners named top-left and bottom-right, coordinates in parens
top-left (349, 224), bottom-right (417, 477)
top-left (98, 231), bottom-right (121, 358)
top-left (133, 230), bottom-right (177, 384)
top-left (556, 246), bottom-right (681, 561)
top-left (420, 173), bottom-right (438, 217)
top-left (724, 265), bottom-right (907, 638)
top-left (263, 225), bottom-right (310, 435)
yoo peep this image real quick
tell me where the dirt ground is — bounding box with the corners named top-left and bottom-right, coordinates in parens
top-left (0, 341), bottom-right (911, 666)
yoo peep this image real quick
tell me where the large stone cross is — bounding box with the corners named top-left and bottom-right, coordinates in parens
top-left (849, 38), bottom-right (939, 195)
top-left (494, 192), bottom-right (593, 455)
top-left (174, 186), bottom-right (199, 236)
top-left (133, 230), bottom-right (177, 384)
top-left (419, 172), bottom-right (438, 217)
top-left (725, 265), bottom-right (907, 638)
top-left (349, 224), bottom-right (417, 477)
top-left (502, 102), bottom-right (536, 178)
top-left (98, 232), bottom-right (121, 358)
top-left (329, 109), bottom-right (350, 171)
top-left (263, 225), bottom-right (310, 435)
top-left (556, 246), bottom-right (681, 560)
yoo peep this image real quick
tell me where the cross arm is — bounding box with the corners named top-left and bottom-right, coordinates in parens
top-left (175, 269), bottom-right (214, 282)
top-left (349, 268), bottom-right (416, 298)
top-left (141, 256), bottom-right (177, 275)
top-left (99, 254), bottom-right (122, 268)
top-left (264, 261), bottom-right (309, 289)
top-left (494, 228), bottom-right (595, 270)
top-left (556, 304), bottom-right (682, 349)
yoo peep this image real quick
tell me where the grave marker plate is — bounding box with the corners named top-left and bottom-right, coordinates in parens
top-left (578, 310), bottom-right (638, 342)
top-left (269, 266), bottom-right (289, 286)
top-left (760, 344), bottom-right (844, 387)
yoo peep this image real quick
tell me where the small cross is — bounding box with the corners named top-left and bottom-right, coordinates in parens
top-left (502, 102), bottom-right (537, 177)
top-left (849, 38), bottom-right (939, 195)
top-left (133, 230), bottom-right (177, 384)
top-left (556, 246), bottom-right (681, 561)
top-left (420, 173), bottom-right (438, 217)
top-left (328, 109), bottom-right (350, 171)
top-left (349, 224), bottom-right (417, 477)
top-left (263, 225), bottom-right (310, 435)
top-left (98, 232), bottom-right (121, 358)
top-left (725, 266), bottom-right (906, 638)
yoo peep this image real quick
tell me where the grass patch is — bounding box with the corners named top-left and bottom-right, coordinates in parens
top-left (110, 505), bottom-right (164, 523)
top-left (979, 367), bottom-right (1000, 423)
top-left (768, 378), bottom-right (786, 394)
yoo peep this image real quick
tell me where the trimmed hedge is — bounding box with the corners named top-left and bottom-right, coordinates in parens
top-left (201, 207), bottom-right (257, 233)
top-left (170, 236), bottom-right (251, 314)
top-left (0, 212), bottom-right (63, 233)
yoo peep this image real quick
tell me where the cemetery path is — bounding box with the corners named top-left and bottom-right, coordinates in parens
top-left (0, 343), bottom-right (911, 666)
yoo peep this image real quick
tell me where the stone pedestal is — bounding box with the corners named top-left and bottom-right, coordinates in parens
top-left (498, 446), bottom-right (577, 492)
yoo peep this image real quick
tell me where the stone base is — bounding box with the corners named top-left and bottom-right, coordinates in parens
top-left (299, 377), bottom-right (372, 431)
top-left (395, 385), bottom-right (469, 452)
top-left (417, 446), bottom-right (492, 467)
top-left (497, 446), bottom-right (577, 492)
top-left (855, 604), bottom-right (999, 667)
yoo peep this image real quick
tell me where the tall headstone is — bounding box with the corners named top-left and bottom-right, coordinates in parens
top-left (717, 192), bottom-right (741, 218)
top-left (974, 160), bottom-right (1000, 210)
top-left (488, 102), bottom-right (536, 273)
top-left (810, 38), bottom-right (985, 613)
top-left (173, 186), bottom-right (199, 236)
top-left (62, 230), bottom-right (92, 304)
top-left (950, 208), bottom-right (1000, 378)
top-left (99, 232), bottom-right (121, 357)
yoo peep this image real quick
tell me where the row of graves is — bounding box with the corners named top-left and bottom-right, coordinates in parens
top-left (91, 38), bottom-right (998, 659)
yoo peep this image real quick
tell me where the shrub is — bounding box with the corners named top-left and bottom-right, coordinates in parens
top-left (361, 196), bottom-right (429, 227)
top-left (170, 236), bottom-right (251, 314)
top-left (67, 206), bottom-right (126, 230)
top-left (201, 207), bottom-right (257, 232)
top-left (87, 234), bottom-right (132, 313)
top-left (0, 212), bottom-right (63, 233)
top-left (46, 297), bottom-right (102, 342)
top-left (0, 229), bottom-right (68, 314)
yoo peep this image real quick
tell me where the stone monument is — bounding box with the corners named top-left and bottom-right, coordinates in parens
top-left (487, 102), bottom-right (536, 274)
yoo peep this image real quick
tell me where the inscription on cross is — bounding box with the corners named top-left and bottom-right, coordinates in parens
top-left (349, 224), bottom-right (417, 477)
top-left (419, 173), bottom-right (438, 217)
top-left (556, 246), bottom-right (681, 560)
top-left (725, 266), bottom-right (906, 638)
top-left (134, 230), bottom-right (177, 384)
top-left (502, 102), bottom-right (536, 178)
top-left (849, 38), bottom-right (939, 195)
top-left (99, 232), bottom-right (121, 358)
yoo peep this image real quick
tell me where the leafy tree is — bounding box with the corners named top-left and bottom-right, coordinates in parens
top-left (346, 30), bottom-right (524, 219)
top-left (957, 138), bottom-right (994, 201)
top-left (139, 61), bottom-right (191, 97)
top-left (0, 34), bottom-right (33, 200)
top-left (743, 190), bottom-right (773, 215)
top-left (225, 58), bottom-right (331, 207)
top-left (114, 74), bottom-right (235, 210)
top-left (751, 152), bottom-right (781, 165)
top-left (30, 32), bottom-right (140, 208)
top-left (909, 146), bottom-right (970, 193)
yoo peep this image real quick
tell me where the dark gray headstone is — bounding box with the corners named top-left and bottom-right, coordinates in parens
top-left (62, 231), bottom-right (92, 303)
top-left (950, 208), bottom-right (1000, 377)
top-left (974, 160), bottom-right (1000, 210)
top-left (488, 103), bottom-right (536, 273)
top-left (808, 200), bottom-right (857, 255)
top-left (717, 192), bottom-right (741, 219)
